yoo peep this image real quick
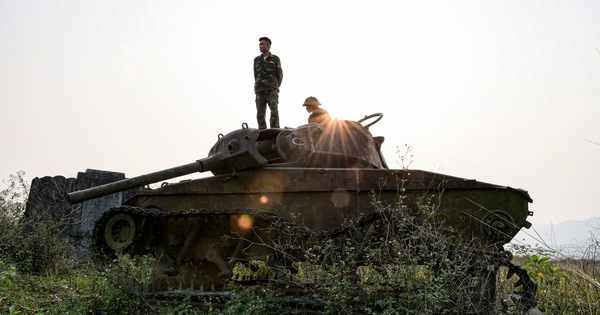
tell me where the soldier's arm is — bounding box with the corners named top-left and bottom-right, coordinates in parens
top-left (277, 57), bottom-right (283, 86)
top-left (253, 58), bottom-right (258, 81)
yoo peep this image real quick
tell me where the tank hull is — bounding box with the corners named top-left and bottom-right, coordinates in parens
top-left (127, 167), bottom-right (531, 250)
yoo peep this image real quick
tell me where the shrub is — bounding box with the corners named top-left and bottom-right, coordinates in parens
top-left (0, 172), bottom-right (74, 274)
top-left (507, 232), bottom-right (600, 314)
top-left (289, 190), bottom-right (504, 314)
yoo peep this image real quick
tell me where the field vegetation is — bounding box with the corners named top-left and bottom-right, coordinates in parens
top-left (1, 171), bottom-right (599, 314)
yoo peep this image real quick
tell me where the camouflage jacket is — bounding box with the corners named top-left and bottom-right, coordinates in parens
top-left (254, 53), bottom-right (283, 92)
top-left (308, 108), bottom-right (331, 124)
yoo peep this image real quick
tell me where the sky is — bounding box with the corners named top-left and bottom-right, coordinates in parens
top-left (1, 0), bottom-right (599, 227)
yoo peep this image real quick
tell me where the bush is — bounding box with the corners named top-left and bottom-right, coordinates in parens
top-left (276, 189), bottom-right (506, 314)
top-left (0, 172), bottom-right (143, 314)
top-left (0, 172), bottom-right (73, 274)
top-left (507, 229), bottom-right (600, 314)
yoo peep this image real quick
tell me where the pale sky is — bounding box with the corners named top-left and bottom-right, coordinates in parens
top-left (1, 0), bottom-right (599, 226)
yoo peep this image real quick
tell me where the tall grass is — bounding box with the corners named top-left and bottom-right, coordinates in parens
top-left (508, 224), bottom-right (600, 314)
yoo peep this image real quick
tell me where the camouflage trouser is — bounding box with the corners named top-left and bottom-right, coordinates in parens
top-left (255, 89), bottom-right (280, 130)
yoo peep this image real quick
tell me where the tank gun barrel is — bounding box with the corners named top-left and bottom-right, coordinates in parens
top-left (67, 154), bottom-right (223, 204)
top-left (68, 126), bottom-right (269, 204)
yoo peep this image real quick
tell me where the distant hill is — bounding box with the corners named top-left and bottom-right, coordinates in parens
top-left (510, 217), bottom-right (600, 257)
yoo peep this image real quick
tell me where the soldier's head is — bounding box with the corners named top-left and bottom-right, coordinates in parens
top-left (303, 96), bottom-right (321, 112)
top-left (259, 37), bottom-right (271, 53)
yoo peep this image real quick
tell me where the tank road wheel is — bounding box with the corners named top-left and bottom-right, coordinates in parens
top-left (104, 213), bottom-right (137, 252)
top-left (357, 113), bottom-right (383, 129)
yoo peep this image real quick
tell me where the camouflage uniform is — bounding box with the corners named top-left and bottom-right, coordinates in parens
top-left (254, 53), bottom-right (283, 129)
top-left (308, 108), bottom-right (331, 124)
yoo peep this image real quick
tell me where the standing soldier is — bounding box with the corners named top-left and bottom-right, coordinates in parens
top-left (254, 37), bottom-right (283, 129)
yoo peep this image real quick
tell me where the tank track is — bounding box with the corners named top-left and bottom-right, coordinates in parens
top-left (92, 205), bottom-right (318, 259)
top-left (92, 205), bottom-right (386, 257)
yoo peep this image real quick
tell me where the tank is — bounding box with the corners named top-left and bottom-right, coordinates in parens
top-left (67, 113), bottom-right (536, 308)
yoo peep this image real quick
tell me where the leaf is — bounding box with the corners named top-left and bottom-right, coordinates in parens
top-left (538, 257), bottom-right (551, 265)
top-left (537, 271), bottom-right (544, 279)
top-left (530, 255), bottom-right (539, 262)
top-left (8, 304), bottom-right (22, 315)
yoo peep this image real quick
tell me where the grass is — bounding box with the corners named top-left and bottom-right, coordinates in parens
top-left (506, 236), bottom-right (600, 314)
top-left (2, 171), bottom-right (599, 314)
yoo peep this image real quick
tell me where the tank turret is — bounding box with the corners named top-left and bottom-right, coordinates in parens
top-left (69, 116), bottom-right (387, 204)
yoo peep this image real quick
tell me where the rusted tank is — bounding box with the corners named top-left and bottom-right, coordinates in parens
top-left (68, 114), bottom-right (535, 302)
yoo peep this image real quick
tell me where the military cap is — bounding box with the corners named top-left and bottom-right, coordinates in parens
top-left (302, 96), bottom-right (321, 107)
